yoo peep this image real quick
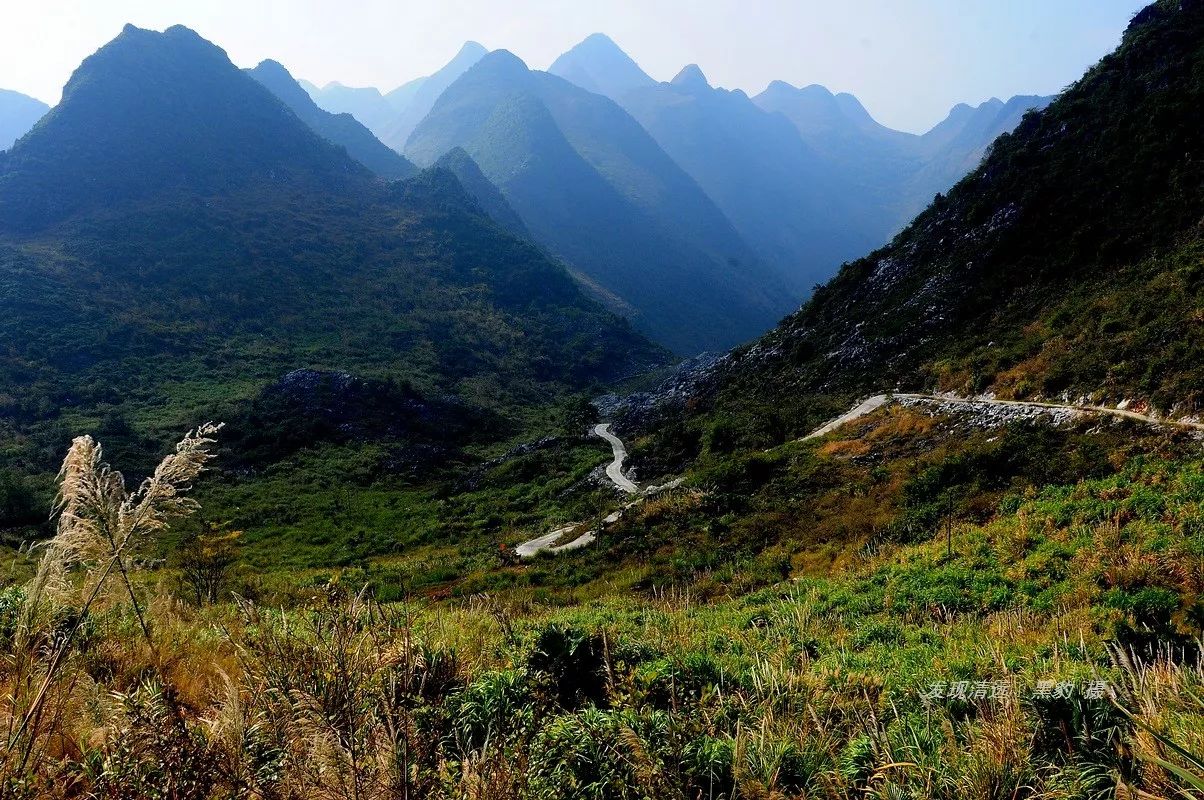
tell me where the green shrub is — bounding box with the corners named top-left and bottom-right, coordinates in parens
top-left (837, 733), bottom-right (877, 785)
top-left (527, 624), bottom-right (608, 709)
top-left (527, 708), bottom-right (671, 800)
top-left (450, 669), bottom-right (532, 753)
top-left (852, 619), bottom-right (905, 649)
top-left (683, 735), bottom-right (735, 799)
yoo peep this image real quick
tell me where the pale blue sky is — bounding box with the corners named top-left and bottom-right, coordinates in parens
top-left (0, 0), bottom-right (1147, 133)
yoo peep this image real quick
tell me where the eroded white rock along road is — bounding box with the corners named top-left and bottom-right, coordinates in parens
top-left (802, 393), bottom-right (1204, 440)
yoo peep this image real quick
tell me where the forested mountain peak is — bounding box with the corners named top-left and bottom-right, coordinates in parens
top-left (0, 24), bottom-right (365, 233)
top-left (548, 32), bottom-right (655, 100)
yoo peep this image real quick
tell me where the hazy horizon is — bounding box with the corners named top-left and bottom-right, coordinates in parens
top-left (1, 0), bottom-right (1147, 133)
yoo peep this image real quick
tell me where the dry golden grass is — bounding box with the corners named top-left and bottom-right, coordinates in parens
top-left (819, 439), bottom-right (873, 459)
top-left (863, 407), bottom-right (938, 442)
top-left (992, 337), bottom-right (1071, 400)
top-left (636, 488), bottom-right (705, 525)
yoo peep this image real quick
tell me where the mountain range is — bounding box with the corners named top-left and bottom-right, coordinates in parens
top-left (548, 34), bottom-right (1053, 292)
top-left (616, 63), bottom-right (878, 292)
top-left (405, 49), bottom-right (797, 353)
top-left (300, 34), bottom-right (1051, 314)
top-left (0, 16), bottom-right (1137, 482)
top-left (0, 31), bottom-right (1059, 358)
top-left (0, 24), bottom-right (663, 478)
top-left (752, 82), bottom-right (1053, 238)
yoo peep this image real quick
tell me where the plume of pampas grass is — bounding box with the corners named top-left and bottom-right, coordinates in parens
top-left (5, 423), bottom-right (220, 778)
top-left (32, 423), bottom-right (221, 611)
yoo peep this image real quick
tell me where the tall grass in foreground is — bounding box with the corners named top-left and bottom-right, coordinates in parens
top-left (0, 435), bottom-right (1202, 799)
top-left (1, 425), bottom-right (219, 794)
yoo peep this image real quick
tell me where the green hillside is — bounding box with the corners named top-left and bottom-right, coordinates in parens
top-left (434, 146), bottom-right (530, 238)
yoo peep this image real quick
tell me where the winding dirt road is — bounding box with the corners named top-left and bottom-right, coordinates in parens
top-left (594, 422), bottom-right (640, 493)
top-left (515, 524), bottom-right (595, 558)
top-left (515, 423), bottom-right (641, 558)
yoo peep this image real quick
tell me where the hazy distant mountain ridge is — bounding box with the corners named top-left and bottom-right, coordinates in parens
top-left (621, 64), bottom-right (877, 293)
top-left (247, 59), bottom-right (417, 180)
top-left (755, 81), bottom-right (910, 145)
top-left (753, 80), bottom-right (1053, 231)
top-left (547, 32), bottom-right (655, 101)
top-left (406, 49), bottom-right (797, 353)
top-left (291, 32), bottom-right (1054, 326)
top-left (302, 43), bottom-right (489, 155)
top-left (301, 81), bottom-right (395, 132)
top-left (545, 34), bottom-right (1053, 290)
top-left (0, 89), bottom-right (48, 151)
